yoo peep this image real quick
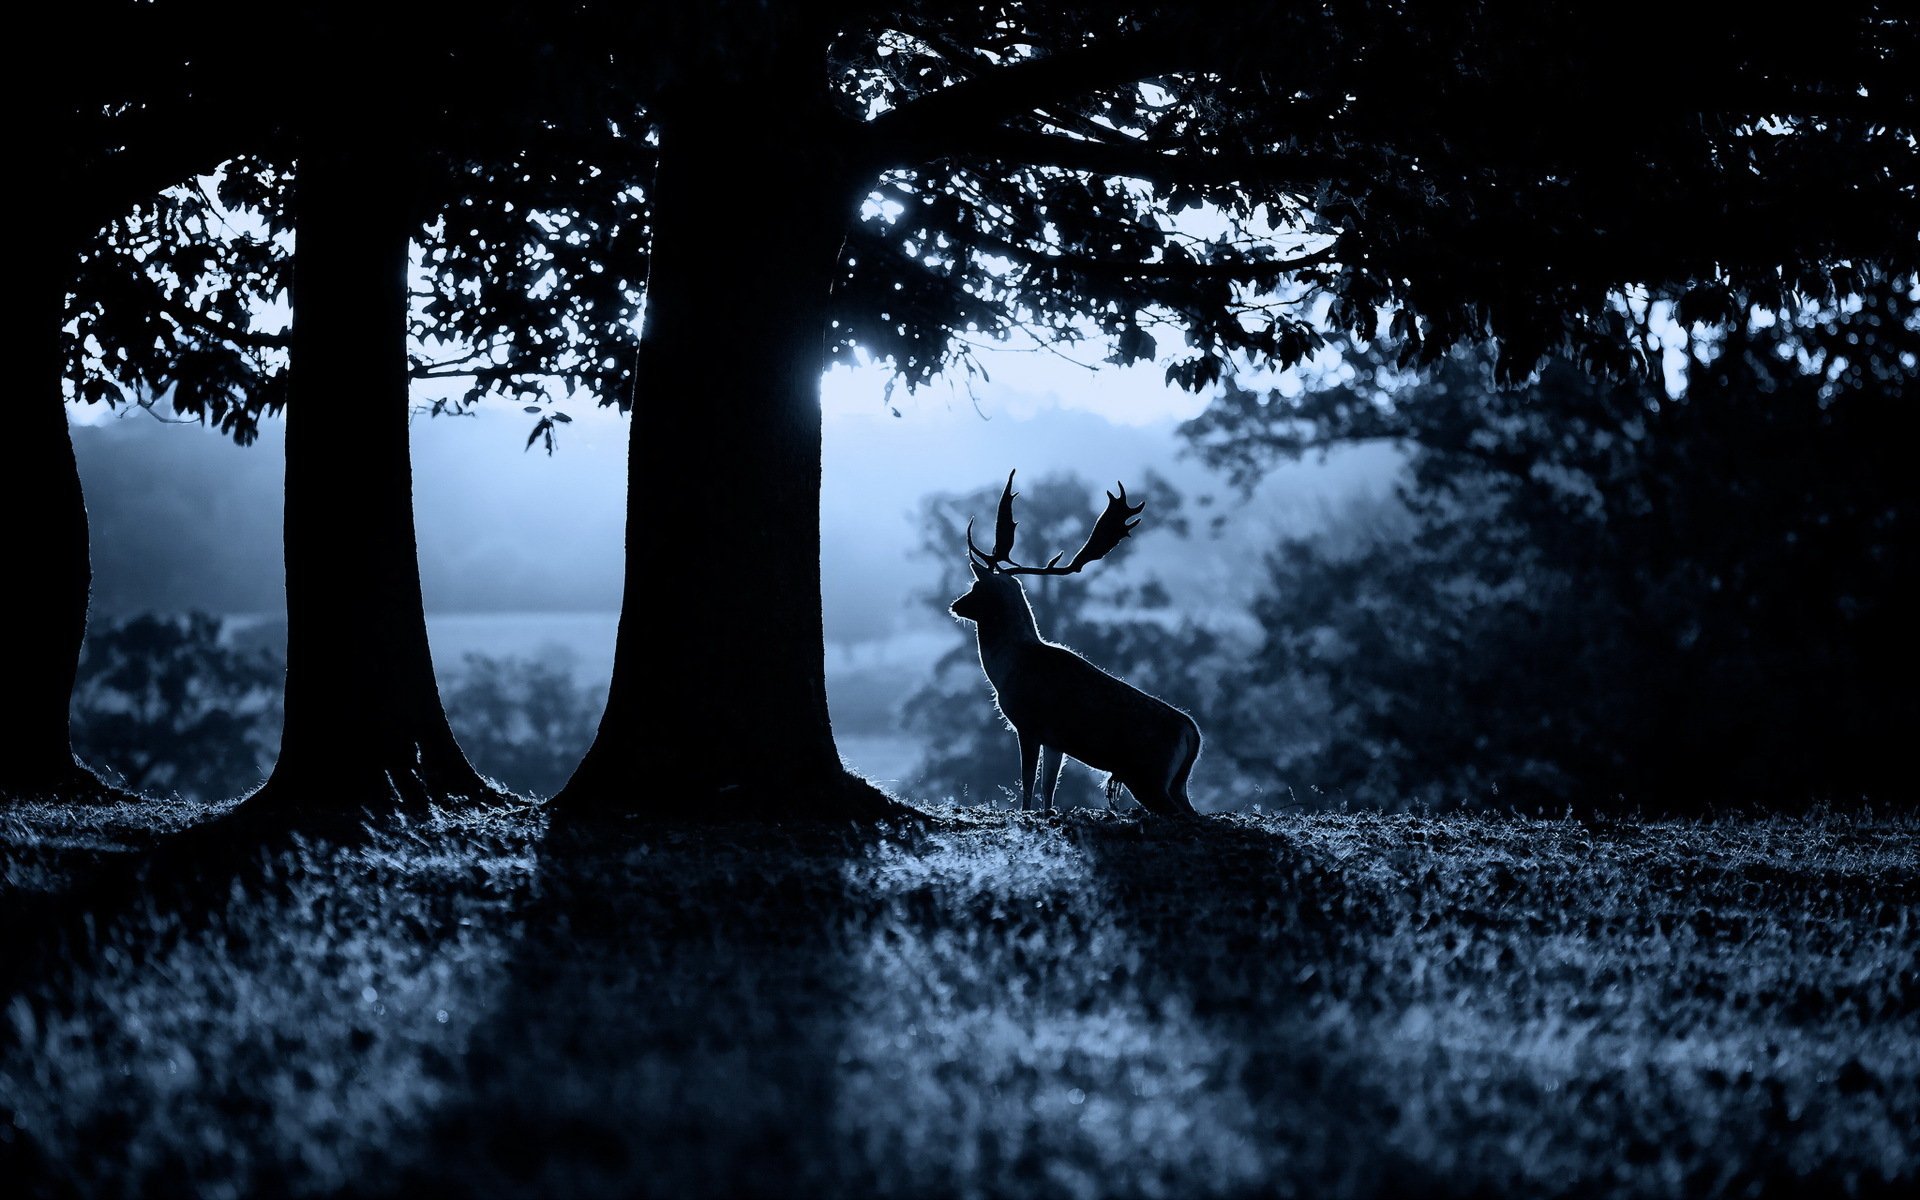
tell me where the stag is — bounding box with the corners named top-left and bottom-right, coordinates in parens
top-left (949, 472), bottom-right (1201, 817)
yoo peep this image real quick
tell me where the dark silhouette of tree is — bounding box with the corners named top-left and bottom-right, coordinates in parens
top-left (262, 119), bottom-right (494, 808)
top-left (3, 2), bottom-right (285, 802)
top-left (253, 4), bottom-right (640, 810)
top-left (555, 2), bottom-right (1917, 818)
top-left (17, 5), bottom-right (1913, 818)
top-left (1186, 279), bottom-right (1918, 812)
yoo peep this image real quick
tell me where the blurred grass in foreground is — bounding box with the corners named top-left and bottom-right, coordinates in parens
top-left (1, 805), bottom-right (1914, 1198)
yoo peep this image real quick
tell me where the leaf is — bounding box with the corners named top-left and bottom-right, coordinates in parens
top-left (523, 405), bottom-right (543, 414)
top-left (524, 417), bottom-right (553, 452)
top-left (1116, 325), bottom-right (1157, 364)
top-left (550, 411), bottom-right (572, 423)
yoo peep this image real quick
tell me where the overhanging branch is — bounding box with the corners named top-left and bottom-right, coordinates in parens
top-left (862, 31), bottom-right (1179, 165)
top-left (941, 126), bottom-right (1357, 190)
top-left (867, 178), bottom-right (1339, 287)
top-left (935, 222), bottom-right (1340, 286)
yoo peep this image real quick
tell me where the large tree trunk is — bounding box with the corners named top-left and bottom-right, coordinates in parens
top-left (254, 133), bottom-right (492, 812)
top-left (0, 231), bottom-right (132, 803)
top-left (556, 71), bottom-right (897, 820)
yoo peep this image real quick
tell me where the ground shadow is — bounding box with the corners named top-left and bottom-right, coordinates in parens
top-left (1, 799), bottom-right (310, 1001)
top-left (388, 807), bottom-right (902, 1198)
top-left (0, 795), bottom-right (447, 1007)
top-left (0, 797), bottom-right (551, 1197)
top-left (1065, 810), bottom-right (1445, 1196)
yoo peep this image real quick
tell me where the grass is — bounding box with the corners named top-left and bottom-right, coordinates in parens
top-left (1, 801), bottom-right (1915, 1198)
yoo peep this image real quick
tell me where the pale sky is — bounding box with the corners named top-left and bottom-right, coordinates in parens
top-left (68, 334), bottom-right (1398, 640)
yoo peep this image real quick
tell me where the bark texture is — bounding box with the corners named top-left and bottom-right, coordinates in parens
top-left (0, 230), bottom-right (130, 802)
top-left (558, 50), bottom-right (898, 819)
top-left (257, 131), bottom-right (491, 811)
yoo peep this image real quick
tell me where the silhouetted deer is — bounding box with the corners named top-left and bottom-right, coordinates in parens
top-left (949, 472), bottom-right (1201, 817)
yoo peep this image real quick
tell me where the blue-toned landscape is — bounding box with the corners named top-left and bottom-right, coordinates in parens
top-left (9, 5), bottom-right (1917, 1196)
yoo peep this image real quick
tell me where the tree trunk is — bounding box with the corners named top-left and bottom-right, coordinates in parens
top-left (255, 133), bottom-right (492, 811)
top-left (556, 74), bottom-right (898, 820)
top-left (0, 232), bottom-right (131, 803)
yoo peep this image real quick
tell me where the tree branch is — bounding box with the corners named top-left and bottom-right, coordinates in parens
top-left (868, 180), bottom-right (1339, 285)
top-left (161, 300), bottom-right (290, 353)
top-left (911, 222), bottom-right (1338, 286)
top-left (862, 32), bottom-right (1178, 164)
top-left (933, 126), bottom-right (1358, 190)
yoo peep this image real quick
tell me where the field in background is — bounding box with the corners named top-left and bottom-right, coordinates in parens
top-left (224, 611), bottom-right (942, 789)
top-left (3, 804), bottom-right (1914, 1198)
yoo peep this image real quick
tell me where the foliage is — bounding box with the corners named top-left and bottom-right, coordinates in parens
top-left (57, 6), bottom-right (645, 442)
top-left (49, 0), bottom-right (298, 440)
top-left (44, 6), bottom-right (1920, 813)
top-left (69, 613), bottom-right (283, 801)
top-left (4, 804), bottom-right (1916, 1195)
top-left (66, 4), bottom-right (1920, 436)
top-left (69, 162), bottom-right (294, 443)
top-left (1190, 280), bottom-right (1919, 812)
top-left (442, 651), bottom-right (605, 799)
top-left (902, 472), bottom-right (1230, 808)
top-left (67, 615), bottom-right (606, 802)
top-left (828, 2), bottom-right (1918, 391)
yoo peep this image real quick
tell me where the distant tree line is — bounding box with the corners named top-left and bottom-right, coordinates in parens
top-left (72, 614), bottom-right (597, 802)
top-left (1203, 283), bottom-right (1916, 812)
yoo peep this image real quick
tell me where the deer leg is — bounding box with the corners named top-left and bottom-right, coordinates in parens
top-left (1133, 763), bottom-right (1198, 819)
top-left (1039, 746), bottom-right (1063, 812)
top-left (1017, 733), bottom-right (1039, 812)
top-left (1162, 726), bottom-right (1200, 817)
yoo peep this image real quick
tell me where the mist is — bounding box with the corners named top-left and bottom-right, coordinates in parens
top-left (71, 370), bottom-right (1395, 652)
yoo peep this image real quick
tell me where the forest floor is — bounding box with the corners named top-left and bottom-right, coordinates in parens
top-left (0, 799), bottom-right (1915, 1199)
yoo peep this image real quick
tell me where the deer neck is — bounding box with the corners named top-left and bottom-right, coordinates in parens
top-left (974, 603), bottom-right (1043, 688)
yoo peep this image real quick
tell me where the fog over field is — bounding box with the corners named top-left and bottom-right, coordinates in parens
top-left (68, 359), bottom-right (1392, 791)
top-left (70, 365), bottom-right (1394, 665)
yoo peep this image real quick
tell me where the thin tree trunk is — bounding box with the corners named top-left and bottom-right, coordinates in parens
top-left (0, 231), bottom-right (131, 802)
top-left (557, 72), bottom-right (898, 820)
top-left (254, 132), bottom-right (491, 811)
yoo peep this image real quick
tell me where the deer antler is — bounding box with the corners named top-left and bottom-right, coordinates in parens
top-left (966, 472), bottom-right (1145, 577)
top-left (966, 469), bottom-right (1020, 570)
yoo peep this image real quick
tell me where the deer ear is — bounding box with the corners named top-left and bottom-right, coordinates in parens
top-left (968, 561), bottom-right (987, 581)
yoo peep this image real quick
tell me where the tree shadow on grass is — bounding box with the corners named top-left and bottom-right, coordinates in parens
top-left (0, 795), bottom-right (446, 1006)
top-left (0, 801), bottom-right (549, 1197)
top-left (391, 808), bottom-right (902, 1198)
top-left (0, 796), bottom-right (312, 1002)
top-left (1065, 810), bottom-right (1444, 1197)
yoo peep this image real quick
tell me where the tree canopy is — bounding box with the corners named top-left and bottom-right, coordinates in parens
top-left (73, 2), bottom-right (1918, 436)
top-left (831, 1), bottom-right (1916, 389)
top-left (24, 1), bottom-right (1918, 815)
